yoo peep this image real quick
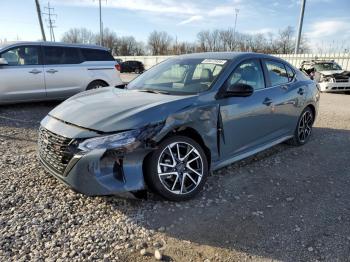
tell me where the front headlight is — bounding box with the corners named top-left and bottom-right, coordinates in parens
top-left (78, 130), bottom-right (140, 152)
top-left (77, 122), bottom-right (165, 153)
top-left (320, 75), bottom-right (334, 82)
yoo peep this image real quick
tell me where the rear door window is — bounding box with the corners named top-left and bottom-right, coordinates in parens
top-left (44, 46), bottom-right (83, 65)
top-left (264, 60), bottom-right (289, 86)
top-left (80, 48), bottom-right (114, 61)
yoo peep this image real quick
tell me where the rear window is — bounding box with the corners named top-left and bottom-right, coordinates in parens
top-left (80, 48), bottom-right (114, 61)
top-left (44, 46), bottom-right (82, 65)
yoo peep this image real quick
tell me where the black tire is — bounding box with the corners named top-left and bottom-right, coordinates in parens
top-left (86, 80), bottom-right (108, 90)
top-left (145, 136), bottom-right (209, 201)
top-left (135, 68), bottom-right (140, 74)
top-left (287, 107), bottom-right (314, 146)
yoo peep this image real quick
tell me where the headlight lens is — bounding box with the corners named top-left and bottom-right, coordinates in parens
top-left (78, 130), bottom-right (140, 152)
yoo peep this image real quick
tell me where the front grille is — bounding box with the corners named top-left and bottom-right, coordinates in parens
top-left (335, 78), bottom-right (349, 83)
top-left (38, 127), bottom-right (75, 175)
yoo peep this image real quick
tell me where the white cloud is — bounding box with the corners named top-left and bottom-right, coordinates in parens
top-left (306, 20), bottom-right (350, 39)
top-left (178, 15), bottom-right (203, 25)
top-left (305, 19), bottom-right (350, 52)
top-left (53, 0), bottom-right (199, 15)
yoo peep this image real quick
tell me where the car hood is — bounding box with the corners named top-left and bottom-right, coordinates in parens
top-left (49, 87), bottom-right (198, 133)
top-left (319, 70), bottom-right (346, 76)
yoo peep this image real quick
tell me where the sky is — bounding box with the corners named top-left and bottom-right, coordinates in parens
top-left (0, 0), bottom-right (349, 52)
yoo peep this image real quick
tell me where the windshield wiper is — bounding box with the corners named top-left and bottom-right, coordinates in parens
top-left (138, 89), bottom-right (170, 95)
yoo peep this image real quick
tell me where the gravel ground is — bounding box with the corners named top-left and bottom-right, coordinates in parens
top-left (0, 81), bottom-right (350, 261)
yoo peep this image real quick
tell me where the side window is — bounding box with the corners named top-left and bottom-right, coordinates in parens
top-left (62, 48), bottom-right (82, 64)
top-left (1, 46), bottom-right (39, 66)
top-left (286, 65), bottom-right (295, 82)
top-left (265, 60), bottom-right (289, 86)
top-left (81, 49), bottom-right (114, 61)
top-left (44, 46), bottom-right (64, 65)
top-left (227, 59), bottom-right (265, 91)
top-left (44, 47), bottom-right (83, 65)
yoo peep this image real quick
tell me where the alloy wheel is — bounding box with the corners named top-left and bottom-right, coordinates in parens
top-left (298, 110), bottom-right (313, 143)
top-left (157, 142), bottom-right (203, 195)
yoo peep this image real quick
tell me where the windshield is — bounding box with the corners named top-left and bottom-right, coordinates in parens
top-left (127, 58), bottom-right (228, 95)
top-left (315, 62), bottom-right (342, 71)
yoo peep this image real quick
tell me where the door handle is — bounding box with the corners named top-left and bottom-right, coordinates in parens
top-left (29, 69), bottom-right (42, 74)
top-left (280, 85), bottom-right (289, 91)
top-left (297, 88), bottom-right (305, 95)
top-left (46, 69), bottom-right (58, 74)
top-left (263, 97), bottom-right (273, 106)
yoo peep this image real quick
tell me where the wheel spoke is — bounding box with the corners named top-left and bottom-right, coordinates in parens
top-left (167, 146), bottom-right (176, 165)
top-left (176, 143), bottom-right (181, 160)
top-left (180, 175), bottom-right (185, 193)
top-left (159, 162), bottom-right (175, 168)
top-left (185, 172), bottom-right (197, 185)
top-left (171, 175), bottom-right (179, 191)
top-left (158, 171), bottom-right (178, 176)
top-left (187, 165), bottom-right (202, 177)
top-left (180, 147), bottom-right (194, 161)
top-left (187, 155), bottom-right (200, 164)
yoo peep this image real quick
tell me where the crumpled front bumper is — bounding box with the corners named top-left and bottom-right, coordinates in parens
top-left (38, 116), bottom-right (152, 196)
top-left (319, 82), bottom-right (350, 92)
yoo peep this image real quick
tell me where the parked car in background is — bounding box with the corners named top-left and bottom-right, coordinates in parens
top-left (300, 60), bottom-right (350, 92)
top-left (120, 60), bottom-right (145, 74)
top-left (38, 52), bottom-right (319, 201)
top-left (115, 58), bottom-right (123, 64)
top-left (0, 41), bottom-right (123, 104)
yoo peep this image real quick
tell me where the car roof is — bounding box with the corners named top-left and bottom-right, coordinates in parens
top-left (177, 52), bottom-right (288, 63)
top-left (0, 41), bottom-right (108, 51)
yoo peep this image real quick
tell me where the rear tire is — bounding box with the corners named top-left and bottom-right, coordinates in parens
top-left (86, 80), bottom-right (108, 90)
top-left (287, 107), bottom-right (314, 146)
top-left (145, 136), bottom-right (209, 201)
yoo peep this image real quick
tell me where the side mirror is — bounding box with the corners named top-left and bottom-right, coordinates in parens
top-left (0, 58), bottom-right (8, 65)
top-left (225, 83), bottom-right (254, 97)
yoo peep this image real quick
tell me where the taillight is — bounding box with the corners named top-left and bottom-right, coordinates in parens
top-left (115, 64), bottom-right (121, 71)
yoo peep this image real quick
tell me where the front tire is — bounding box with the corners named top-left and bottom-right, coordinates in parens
top-left (145, 136), bottom-right (209, 201)
top-left (288, 107), bottom-right (314, 146)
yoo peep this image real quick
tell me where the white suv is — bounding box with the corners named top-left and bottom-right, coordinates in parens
top-left (0, 42), bottom-right (123, 104)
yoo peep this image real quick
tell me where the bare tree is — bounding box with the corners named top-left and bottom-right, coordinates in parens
top-left (276, 26), bottom-right (294, 54)
top-left (100, 28), bottom-right (118, 50)
top-left (148, 31), bottom-right (173, 55)
top-left (61, 28), bottom-right (95, 44)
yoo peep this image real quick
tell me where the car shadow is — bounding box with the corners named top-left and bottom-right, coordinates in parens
top-left (111, 127), bottom-right (350, 261)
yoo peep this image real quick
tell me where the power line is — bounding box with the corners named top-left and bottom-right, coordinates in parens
top-left (42, 2), bottom-right (57, 42)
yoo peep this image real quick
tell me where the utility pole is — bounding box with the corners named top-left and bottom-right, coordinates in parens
top-left (95, 0), bottom-right (107, 46)
top-left (295, 0), bottom-right (306, 54)
top-left (233, 8), bottom-right (239, 51)
top-left (35, 0), bottom-right (46, 41)
top-left (43, 2), bottom-right (57, 42)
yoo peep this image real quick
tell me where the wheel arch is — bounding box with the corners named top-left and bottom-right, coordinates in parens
top-left (86, 79), bottom-right (110, 90)
top-left (304, 103), bottom-right (316, 121)
top-left (142, 126), bottom-right (212, 188)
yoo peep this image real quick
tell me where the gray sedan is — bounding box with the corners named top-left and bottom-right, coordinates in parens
top-left (38, 52), bottom-right (320, 201)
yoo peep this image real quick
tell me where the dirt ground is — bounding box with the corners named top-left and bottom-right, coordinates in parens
top-left (0, 79), bottom-right (349, 261)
